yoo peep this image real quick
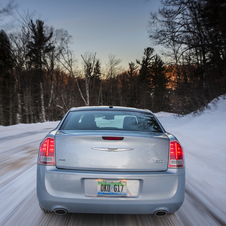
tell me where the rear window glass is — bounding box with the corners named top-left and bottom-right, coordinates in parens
top-left (60, 111), bottom-right (163, 133)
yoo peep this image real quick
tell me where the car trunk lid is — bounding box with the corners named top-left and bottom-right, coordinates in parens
top-left (55, 131), bottom-right (169, 172)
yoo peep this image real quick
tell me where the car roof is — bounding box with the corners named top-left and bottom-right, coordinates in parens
top-left (69, 106), bottom-right (153, 114)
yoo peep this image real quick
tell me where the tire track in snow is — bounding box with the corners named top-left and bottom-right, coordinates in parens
top-left (185, 188), bottom-right (226, 226)
top-left (0, 165), bottom-right (36, 225)
top-left (0, 126), bottom-right (224, 226)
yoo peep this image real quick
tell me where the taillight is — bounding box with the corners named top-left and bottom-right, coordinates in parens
top-left (169, 141), bottom-right (184, 168)
top-left (39, 137), bottom-right (55, 165)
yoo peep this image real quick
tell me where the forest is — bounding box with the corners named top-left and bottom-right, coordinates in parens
top-left (0, 0), bottom-right (226, 126)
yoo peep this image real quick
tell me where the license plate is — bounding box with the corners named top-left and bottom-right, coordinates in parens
top-left (97, 180), bottom-right (127, 196)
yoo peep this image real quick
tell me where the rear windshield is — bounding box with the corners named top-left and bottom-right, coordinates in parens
top-left (60, 110), bottom-right (163, 133)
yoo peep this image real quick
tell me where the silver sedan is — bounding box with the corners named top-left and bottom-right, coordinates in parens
top-left (37, 106), bottom-right (185, 216)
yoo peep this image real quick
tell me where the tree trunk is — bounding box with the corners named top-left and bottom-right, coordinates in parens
top-left (48, 77), bottom-right (54, 109)
top-left (17, 93), bottom-right (21, 124)
top-left (98, 81), bottom-right (103, 106)
top-left (9, 87), bottom-right (13, 125)
top-left (24, 91), bottom-right (29, 123)
top-left (29, 87), bottom-right (33, 123)
top-left (40, 82), bottom-right (46, 122)
top-left (48, 53), bottom-right (55, 110)
top-left (0, 99), bottom-right (3, 125)
top-left (74, 76), bottom-right (87, 105)
top-left (85, 76), bottom-right (89, 106)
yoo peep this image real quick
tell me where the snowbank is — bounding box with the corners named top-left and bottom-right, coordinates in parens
top-left (156, 95), bottom-right (226, 222)
top-left (0, 121), bottom-right (59, 139)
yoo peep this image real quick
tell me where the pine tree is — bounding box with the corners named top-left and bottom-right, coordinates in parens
top-left (93, 60), bottom-right (101, 80)
top-left (0, 30), bottom-right (13, 70)
top-left (91, 60), bottom-right (101, 105)
top-left (136, 47), bottom-right (155, 82)
top-left (0, 30), bottom-right (15, 125)
top-left (26, 20), bottom-right (55, 121)
top-left (26, 20), bottom-right (54, 81)
top-left (149, 55), bottom-right (170, 112)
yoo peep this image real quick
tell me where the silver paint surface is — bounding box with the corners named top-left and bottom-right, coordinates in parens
top-left (37, 106), bottom-right (185, 214)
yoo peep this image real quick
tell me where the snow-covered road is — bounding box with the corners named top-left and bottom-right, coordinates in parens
top-left (0, 97), bottom-right (225, 226)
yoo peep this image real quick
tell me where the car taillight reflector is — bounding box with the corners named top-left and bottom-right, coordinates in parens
top-left (39, 137), bottom-right (55, 165)
top-left (169, 141), bottom-right (184, 168)
top-left (102, 136), bottom-right (124, 140)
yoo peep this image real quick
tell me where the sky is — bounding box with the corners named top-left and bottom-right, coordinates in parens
top-left (8, 0), bottom-right (162, 69)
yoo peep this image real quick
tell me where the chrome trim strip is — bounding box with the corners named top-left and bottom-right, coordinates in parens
top-left (92, 147), bottom-right (133, 152)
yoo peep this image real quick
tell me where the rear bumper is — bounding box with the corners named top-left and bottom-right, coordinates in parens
top-left (37, 165), bottom-right (185, 214)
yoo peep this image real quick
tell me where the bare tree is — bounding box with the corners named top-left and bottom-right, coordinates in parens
top-left (0, 0), bottom-right (17, 29)
top-left (56, 36), bottom-right (90, 106)
top-left (128, 62), bottom-right (138, 77)
top-left (10, 25), bottom-right (31, 123)
top-left (81, 52), bottom-right (97, 106)
top-left (148, 0), bottom-right (226, 113)
top-left (45, 29), bottom-right (71, 114)
top-left (106, 54), bottom-right (122, 78)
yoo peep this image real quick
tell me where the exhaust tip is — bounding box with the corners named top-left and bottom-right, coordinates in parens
top-left (54, 208), bottom-right (68, 215)
top-left (154, 210), bottom-right (168, 217)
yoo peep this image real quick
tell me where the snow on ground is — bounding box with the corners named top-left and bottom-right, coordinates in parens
top-left (0, 96), bottom-right (225, 223)
top-left (156, 95), bottom-right (226, 223)
top-left (0, 121), bottom-right (59, 139)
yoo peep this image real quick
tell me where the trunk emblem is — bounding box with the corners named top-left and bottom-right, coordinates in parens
top-left (92, 147), bottom-right (133, 152)
top-left (155, 160), bottom-right (164, 163)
